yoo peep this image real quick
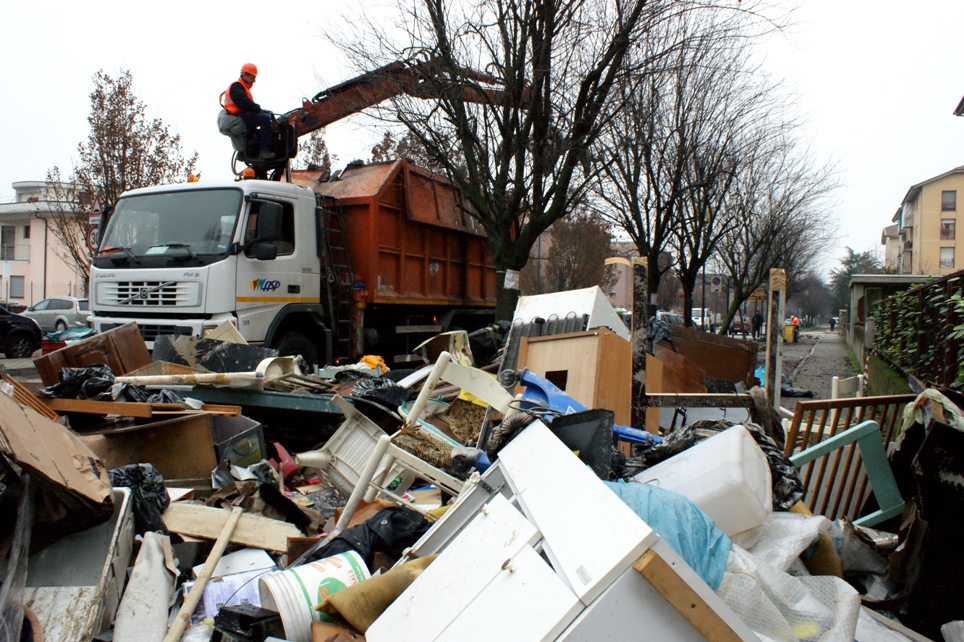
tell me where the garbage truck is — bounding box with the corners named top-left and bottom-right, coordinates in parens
top-left (89, 57), bottom-right (524, 366)
top-left (88, 158), bottom-right (496, 367)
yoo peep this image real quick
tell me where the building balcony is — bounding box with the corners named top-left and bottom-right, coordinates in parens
top-left (0, 242), bottom-right (30, 262)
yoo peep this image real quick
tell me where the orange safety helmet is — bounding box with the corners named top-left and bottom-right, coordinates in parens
top-left (240, 63), bottom-right (258, 77)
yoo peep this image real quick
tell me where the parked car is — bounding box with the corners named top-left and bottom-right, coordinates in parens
top-left (22, 296), bottom-right (90, 333)
top-left (0, 306), bottom-right (42, 358)
top-left (728, 319), bottom-right (748, 336)
top-left (654, 311), bottom-right (682, 326)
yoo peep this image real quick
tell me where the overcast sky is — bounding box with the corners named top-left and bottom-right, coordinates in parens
top-left (4, 1), bottom-right (964, 277)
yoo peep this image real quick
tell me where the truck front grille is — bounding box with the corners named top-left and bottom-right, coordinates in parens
top-left (98, 281), bottom-right (201, 307)
top-left (100, 323), bottom-right (194, 342)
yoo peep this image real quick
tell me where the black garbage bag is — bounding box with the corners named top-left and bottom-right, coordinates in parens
top-left (622, 419), bottom-right (804, 511)
top-left (113, 383), bottom-right (182, 404)
top-left (109, 464), bottom-right (170, 534)
top-left (42, 364), bottom-right (115, 400)
top-left (351, 377), bottom-right (415, 408)
top-left (467, 321), bottom-right (511, 367)
top-left (303, 507), bottom-right (431, 569)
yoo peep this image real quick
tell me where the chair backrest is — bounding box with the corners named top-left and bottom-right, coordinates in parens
top-left (789, 420), bottom-right (904, 527)
top-left (831, 374), bottom-right (863, 399)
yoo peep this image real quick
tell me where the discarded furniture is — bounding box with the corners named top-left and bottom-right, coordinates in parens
top-left (831, 374), bottom-right (864, 399)
top-left (34, 322), bottom-right (151, 387)
top-left (788, 419), bottom-right (904, 527)
top-left (785, 395), bottom-right (914, 451)
top-left (300, 394), bottom-right (466, 537)
top-left (81, 414), bottom-right (264, 488)
top-left (405, 351), bottom-right (517, 428)
top-left (368, 422), bottom-right (759, 641)
top-left (25, 488), bottom-right (134, 641)
top-left (517, 327), bottom-right (632, 427)
top-left (295, 395), bottom-right (398, 497)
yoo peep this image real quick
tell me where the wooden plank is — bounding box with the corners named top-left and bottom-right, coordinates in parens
top-left (40, 398), bottom-right (185, 417)
top-left (161, 502), bottom-right (300, 552)
top-left (3, 375), bottom-right (60, 420)
top-left (633, 549), bottom-right (743, 642)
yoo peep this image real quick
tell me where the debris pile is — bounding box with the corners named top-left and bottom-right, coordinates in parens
top-left (0, 296), bottom-right (959, 642)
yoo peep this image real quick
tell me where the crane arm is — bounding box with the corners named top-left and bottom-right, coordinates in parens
top-left (286, 57), bottom-right (525, 137)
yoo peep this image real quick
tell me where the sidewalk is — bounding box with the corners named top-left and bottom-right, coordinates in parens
top-left (0, 357), bottom-right (38, 379)
top-left (781, 326), bottom-right (857, 410)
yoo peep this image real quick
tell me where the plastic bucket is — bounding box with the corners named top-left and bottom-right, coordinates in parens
top-left (258, 551), bottom-right (370, 642)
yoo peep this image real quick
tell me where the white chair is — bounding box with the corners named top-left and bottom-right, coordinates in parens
top-left (831, 374), bottom-right (864, 399)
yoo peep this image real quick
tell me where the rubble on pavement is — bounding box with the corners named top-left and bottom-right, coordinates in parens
top-left (0, 294), bottom-right (957, 642)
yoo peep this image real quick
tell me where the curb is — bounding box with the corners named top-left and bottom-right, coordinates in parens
top-left (790, 335), bottom-right (822, 382)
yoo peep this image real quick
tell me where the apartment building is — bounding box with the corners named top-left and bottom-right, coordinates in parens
top-left (0, 181), bottom-right (89, 307)
top-left (889, 166), bottom-right (964, 274)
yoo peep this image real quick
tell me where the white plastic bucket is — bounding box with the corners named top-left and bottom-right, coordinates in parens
top-left (258, 551), bottom-right (370, 642)
top-left (632, 425), bottom-right (772, 536)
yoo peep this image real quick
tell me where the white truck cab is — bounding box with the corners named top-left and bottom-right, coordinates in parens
top-left (89, 180), bottom-right (327, 361)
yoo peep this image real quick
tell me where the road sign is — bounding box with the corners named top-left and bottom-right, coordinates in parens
top-left (86, 224), bottom-right (99, 253)
top-left (710, 276), bottom-right (722, 293)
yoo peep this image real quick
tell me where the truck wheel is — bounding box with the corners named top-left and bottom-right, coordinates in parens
top-left (275, 332), bottom-right (320, 370)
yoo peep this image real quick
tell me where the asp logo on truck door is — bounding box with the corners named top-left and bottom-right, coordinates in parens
top-left (250, 279), bottom-right (282, 292)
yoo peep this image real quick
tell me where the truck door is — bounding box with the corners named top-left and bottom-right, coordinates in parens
top-left (236, 198), bottom-right (315, 343)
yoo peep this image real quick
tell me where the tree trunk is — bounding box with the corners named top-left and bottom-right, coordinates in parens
top-left (494, 270), bottom-right (521, 321)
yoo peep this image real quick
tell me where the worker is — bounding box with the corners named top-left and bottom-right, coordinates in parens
top-left (221, 63), bottom-right (274, 157)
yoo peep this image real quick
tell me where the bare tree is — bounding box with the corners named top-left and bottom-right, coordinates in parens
top-left (593, 6), bottom-right (788, 326)
top-left (520, 208), bottom-right (617, 294)
top-left (294, 130), bottom-right (335, 173)
top-left (43, 70), bottom-right (197, 289)
top-left (329, 0), bottom-right (765, 319)
top-left (369, 129), bottom-right (441, 171)
top-left (715, 135), bottom-right (838, 333)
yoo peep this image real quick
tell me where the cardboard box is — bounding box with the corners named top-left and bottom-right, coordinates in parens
top-left (81, 414), bottom-right (264, 486)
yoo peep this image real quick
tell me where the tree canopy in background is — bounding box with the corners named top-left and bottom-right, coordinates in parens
top-left (830, 247), bottom-right (886, 315)
top-left (45, 69), bottom-right (197, 289)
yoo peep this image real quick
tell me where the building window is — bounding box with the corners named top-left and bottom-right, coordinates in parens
top-left (9, 276), bottom-right (25, 299)
top-left (942, 219), bottom-right (956, 240)
top-left (941, 247), bottom-right (955, 269)
top-left (943, 191), bottom-right (957, 212)
top-left (1, 226), bottom-right (14, 260)
top-left (23, 225), bottom-right (30, 239)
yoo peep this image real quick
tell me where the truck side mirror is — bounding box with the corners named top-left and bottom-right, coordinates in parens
top-left (254, 243), bottom-right (278, 261)
top-left (256, 202), bottom-right (283, 241)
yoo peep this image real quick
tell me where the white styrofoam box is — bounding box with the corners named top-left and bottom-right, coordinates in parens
top-left (632, 425), bottom-right (772, 536)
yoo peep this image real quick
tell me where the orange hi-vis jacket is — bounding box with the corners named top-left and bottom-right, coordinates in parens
top-left (221, 78), bottom-right (254, 115)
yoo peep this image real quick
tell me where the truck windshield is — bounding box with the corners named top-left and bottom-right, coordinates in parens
top-left (97, 188), bottom-right (243, 266)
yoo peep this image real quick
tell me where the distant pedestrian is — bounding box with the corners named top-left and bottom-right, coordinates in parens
top-left (829, 317), bottom-right (836, 332)
top-left (751, 312), bottom-right (764, 340)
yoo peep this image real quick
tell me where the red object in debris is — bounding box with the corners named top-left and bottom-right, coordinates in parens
top-left (41, 340), bottom-right (68, 355)
top-left (272, 442), bottom-right (298, 480)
